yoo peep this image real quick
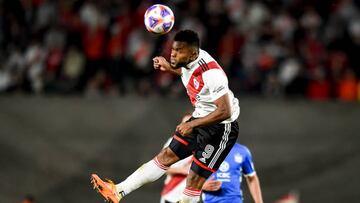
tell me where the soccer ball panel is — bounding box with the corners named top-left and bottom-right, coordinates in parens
top-left (144, 4), bottom-right (175, 34)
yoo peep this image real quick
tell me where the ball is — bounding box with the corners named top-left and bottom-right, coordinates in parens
top-left (144, 4), bottom-right (175, 34)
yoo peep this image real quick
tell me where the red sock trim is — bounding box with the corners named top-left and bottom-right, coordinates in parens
top-left (153, 157), bottom-right (169, 170)
top-left (183, 187), bottom-right (202, 197)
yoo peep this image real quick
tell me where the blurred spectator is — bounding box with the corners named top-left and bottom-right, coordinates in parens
top-left (263, 72), bottom-right (282, 97)
top-left (0, 67), bottom-right (11, 92)
top-left (346, 18), bottom-right (360, 77)
top-left (300, 7), bottom-right (322, 31)
top-left (278, 58), bottom-right (302, 89)
top-left (358, 81), bottom-right (360, 101)
top-left (306, 67), bottom-right (331, 101)
top-left (24, 40), bottom-right (46, 94)
top-left (247, 2), bottom-right (270, 30)
top-left (257, 48), bottom-right (275, 72)
top-left (34, 0), bottom-right (57, 31)
top-left (76, 1), bottom-right (109, 95)
top-left (126, 27), bottom-right (155, 96)
top-left (0, 0), bottom-right (359, 100)
top-left (217, 27), bottom-right (244, 75)
top-left (106, 21), bottom-right (129, 95)
top-left (277, 57), bottom-right (303, 97)
top-left (300, 32), bottom-right (324, 70)
top-left (327, 51), bottom-right (348, 81)
top-left (337, 69), bottom-right (358, 101)
top-left (273, 10), bottom-right (296, 42)
top-left (44, 25), bottom-right (66, 92)
top-left (58, 45), bottom-right (84, 93)
top-left (0, 45), bottom-right (25, 92)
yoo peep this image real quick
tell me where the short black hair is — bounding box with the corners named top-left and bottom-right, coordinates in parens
top-left (174, 30), bottom-right (200, 48)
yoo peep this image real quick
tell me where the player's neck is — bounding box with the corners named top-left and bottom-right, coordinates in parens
top-left (185, 53), bottom-right (200, 69)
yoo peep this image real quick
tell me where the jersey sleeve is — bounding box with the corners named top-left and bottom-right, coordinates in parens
top-left (242, 147), bottom-right (256, 176)
top-left (203, 69), bottom-right (229, 101)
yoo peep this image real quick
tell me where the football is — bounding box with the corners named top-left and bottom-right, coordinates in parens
top-left (144, 4), bottom-right (175, 34)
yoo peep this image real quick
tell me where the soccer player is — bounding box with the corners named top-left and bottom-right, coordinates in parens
top-left (202, 143), bottom-right (263, 203)
top-left (91, 30), bottom-right (240, 203)
top-left (160, 142), bottom-right (263, 203)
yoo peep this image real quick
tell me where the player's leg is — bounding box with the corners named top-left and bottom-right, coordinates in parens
top-left (91, 131), bottom-right (196, 202)
top-left (116, 129), bottom-right (197, 196)
top-left (178, 169), bottom-right (207, 203)
top-left (115, 147), bottom-right (179, 196)
top-left (179, 121), bottom-right (239, 203)
top-left (91, 147), bottom-right (179, 203)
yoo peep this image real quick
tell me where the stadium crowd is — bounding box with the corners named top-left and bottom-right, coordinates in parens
top-left (0, 0), bottom-right (359, 101)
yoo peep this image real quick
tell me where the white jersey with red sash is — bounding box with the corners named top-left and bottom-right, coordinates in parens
top-left (181, 49), bottom-right (240, 123)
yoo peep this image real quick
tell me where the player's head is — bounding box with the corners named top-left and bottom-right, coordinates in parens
top-left (170, 30), bottom-right (200, 68)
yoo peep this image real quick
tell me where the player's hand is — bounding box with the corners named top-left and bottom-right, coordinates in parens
top-left (202, 177), bottom-right (222, 191)
top-left (176, 122), bottom-right (193, 136)
top-left (153, 56), bottom-right (170, 72)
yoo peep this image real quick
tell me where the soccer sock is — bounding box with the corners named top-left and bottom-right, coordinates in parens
top-left (179, 187), bottom-right (202, 203)
top-left (116, 157), bottom-right (168, 196)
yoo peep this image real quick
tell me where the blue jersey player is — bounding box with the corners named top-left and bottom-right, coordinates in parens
top-left (202, 143), bottom-right (263, 203)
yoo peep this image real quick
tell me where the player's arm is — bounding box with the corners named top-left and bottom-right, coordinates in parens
top-left (242, 147), bottom-right (263, 203)
top-left (153, 56), bottom-right (181, 76)
top-left (202, 176), bottom-right (222, 192)
top-left (245, 174), bottom-right (263, 203)
top-left (189, 93), bottom-right (231, 126)
top-left (176, 93), bottom-right (231, 135)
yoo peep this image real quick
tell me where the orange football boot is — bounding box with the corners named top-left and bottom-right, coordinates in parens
top-left (91, 174), bottom-right (123, 203)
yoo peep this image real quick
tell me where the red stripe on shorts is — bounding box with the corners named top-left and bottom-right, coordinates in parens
top-left (173, 135), bottom-right (189, 146)
top-left (192, 157), bottom-right (216, 173)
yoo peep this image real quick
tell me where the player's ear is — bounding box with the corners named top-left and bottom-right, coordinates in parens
top-left (190, 47), bottom-right (198, 61)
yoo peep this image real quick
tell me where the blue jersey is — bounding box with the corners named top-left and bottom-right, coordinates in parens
top-left (202, 144), bottom-right (256, 203)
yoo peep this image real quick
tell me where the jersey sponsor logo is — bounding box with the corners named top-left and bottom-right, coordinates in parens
top-left (213, 85), bottom-right (225, 94)
top-left (217, 172), bottom-right (231, 179)
top-left (218, 161), bottom-right (230, 172)
top-left (217, 161), bottom-right (231, 181)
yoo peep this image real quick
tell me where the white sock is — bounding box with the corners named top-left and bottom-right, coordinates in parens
top-left (179, 188), bottom-right (201, 203)
top-left (116, 157), bottom-right (168, 196)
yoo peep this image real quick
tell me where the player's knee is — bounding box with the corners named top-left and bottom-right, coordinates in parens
top-left (186, 170), bottom-right (206, 189)
top-left (156, 147), bottom-right (179, 166)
